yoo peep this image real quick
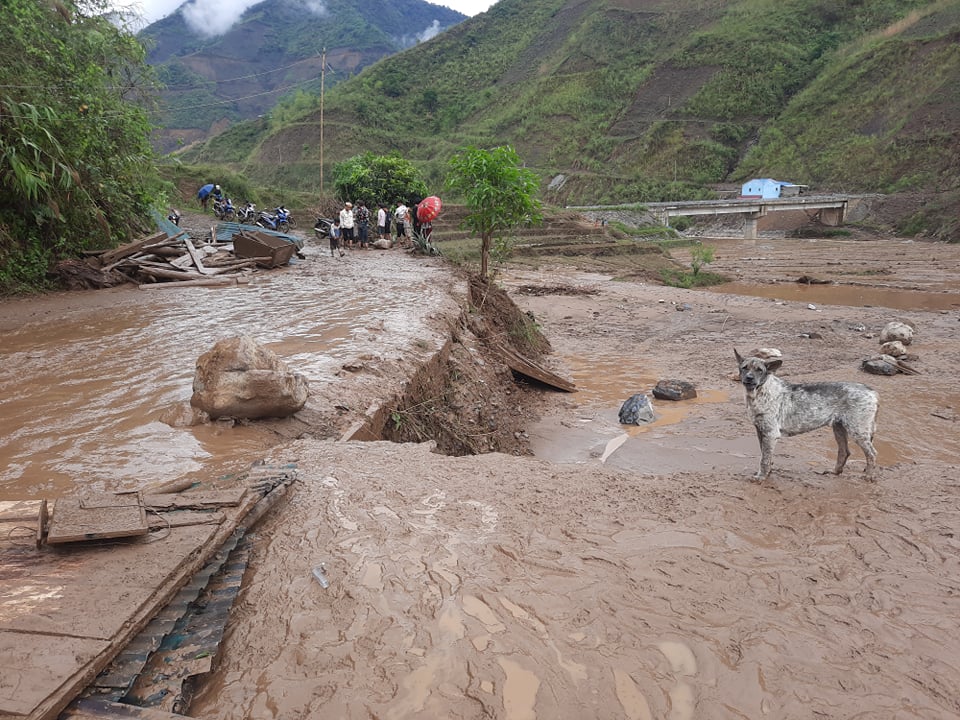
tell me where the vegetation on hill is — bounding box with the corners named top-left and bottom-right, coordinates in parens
top-left (178, 0), bottom-right (960, 239)
top-left (0, 0), bottom-right (163, 293)
top-left (139, 0), bottom-right (466, 149)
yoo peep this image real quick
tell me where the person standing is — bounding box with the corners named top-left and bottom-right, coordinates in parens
top-left (339, 201), bottom-right (355, 247)
top-left (377, 204), bottom-right (388, 240)
top-left (329, 218), bottom-right (344, 257)
top-left (355, 201), bottom-right (371, 249)
top-left (394, 201), bottom-right (409, 246)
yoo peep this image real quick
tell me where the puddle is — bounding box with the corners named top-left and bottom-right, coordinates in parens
top-left (711, 282), bottom-right (960, 311)
top-left (529, 355), bottom-right (740, 473)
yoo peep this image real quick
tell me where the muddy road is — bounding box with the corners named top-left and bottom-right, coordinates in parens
top-left (3, 229), bottom-right (960, 719)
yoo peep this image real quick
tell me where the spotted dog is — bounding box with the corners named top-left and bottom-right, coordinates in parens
top-left (735, 349), bottom-right (879, 481)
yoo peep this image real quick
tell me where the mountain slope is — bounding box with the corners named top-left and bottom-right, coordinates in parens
top-left (179, 0), bottom-right (960, 237)
top-left (140, 0), bottom-right (465, 151)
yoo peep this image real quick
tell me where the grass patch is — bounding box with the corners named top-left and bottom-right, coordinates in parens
top-left (660, 269), bottom-right (728, 288)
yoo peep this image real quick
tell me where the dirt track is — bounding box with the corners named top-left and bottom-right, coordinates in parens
top-left (187, 234), bottom-right (960, 719)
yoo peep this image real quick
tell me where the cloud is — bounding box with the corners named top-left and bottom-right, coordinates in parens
top-left (418, 19), bottom-right (441, 42)
top-left (398, 19), bottom-right (444, 49)
top-left (298, 0), bottom-right (328, 15)
top-left (180, 0), bottom-right (326, 38)
top-left (181, 0), bottom-right (257, 37)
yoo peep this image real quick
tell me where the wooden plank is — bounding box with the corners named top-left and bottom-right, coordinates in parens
top-left (168, 253), bottom-right (194, 269)
top-left (98, 232), bottom-right (166, 265)
top-left (143, 488), bottom-right (248, 510)
top-left (0, 499), bottom-right (44, 522)
top-left (136, 266), bottom-right (207, 281)
top-left (0, 499), bottom-right (45, 550)
top-left (494, 344), bottom-right (577, 392)
top-left (138, 277), bottom-right (243, 290)
top-left (0, 632), bottom-right (111, 717)
top-left (6, 501), bottom-right (257, 720)
top-left (148, 510), bottom-right (225, 530)
top-left (183, 238), bottom-right (215, 276)
top-left (47, 492), bottom-right (148, 544)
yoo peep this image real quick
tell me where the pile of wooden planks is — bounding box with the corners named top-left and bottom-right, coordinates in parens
top-left (86, 229), bottom-right (265, 289)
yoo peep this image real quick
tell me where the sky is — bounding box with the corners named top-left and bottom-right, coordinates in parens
top-left (116, 0), bottom-right (495, 26)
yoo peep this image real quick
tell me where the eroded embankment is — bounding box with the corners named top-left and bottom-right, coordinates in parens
top-left (347, 275), bottom-right (557, 457)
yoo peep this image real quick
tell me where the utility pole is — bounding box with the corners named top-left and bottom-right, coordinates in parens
top-left (320, 48), bottom-right (326, 196)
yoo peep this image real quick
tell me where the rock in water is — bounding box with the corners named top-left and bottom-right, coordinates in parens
top-left (191, 335), bottom-right (309, 419)
top-left (618, 393), bottom-right (655, 425)
top-left (652, 379), bottom-right (697, 401)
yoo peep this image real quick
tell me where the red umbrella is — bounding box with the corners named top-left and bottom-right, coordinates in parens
top-left (417, 196), bottom-right (442, 222)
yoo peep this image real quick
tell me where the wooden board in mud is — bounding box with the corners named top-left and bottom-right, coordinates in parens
top-left (494, 343), bottom-right (576, 393)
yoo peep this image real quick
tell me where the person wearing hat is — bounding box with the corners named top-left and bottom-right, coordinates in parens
top-left (339, 201), bottom-right (356, 247)
top-left (196, 183), bottom-right (222, 211)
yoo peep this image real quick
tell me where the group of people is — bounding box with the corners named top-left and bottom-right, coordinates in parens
top-left (327, 198), bottom-right (432, 255)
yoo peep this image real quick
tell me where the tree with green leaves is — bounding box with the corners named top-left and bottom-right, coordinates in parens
top-left (332, 152), bottom-right (428, 206)
top-left (0, 0), bottom-right (162, 292)
top-left (445, 145), bottom-right (541, 279)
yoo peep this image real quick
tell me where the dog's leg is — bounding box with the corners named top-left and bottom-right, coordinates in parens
top-left (832, 422), bottom-right (851, 475)
top-left (756, 426), bottom-right (776, 480)
top-left (850, 429), bottom-right (878, 482)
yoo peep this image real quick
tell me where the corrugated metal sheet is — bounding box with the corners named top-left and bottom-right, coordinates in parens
top-left (215, 221), bottom-right (303, 248)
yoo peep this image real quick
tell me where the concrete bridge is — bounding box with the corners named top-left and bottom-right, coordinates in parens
top-left (571, 195), bottom-right (850, 239)
top-left (647, 195), bottom-right (848, 239)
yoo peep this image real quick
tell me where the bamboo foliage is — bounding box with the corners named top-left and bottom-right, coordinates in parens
top-left (0, 0), bottom-right (162, 292)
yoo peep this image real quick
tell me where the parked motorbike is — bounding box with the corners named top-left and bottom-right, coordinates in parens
top-left (236, 201), bottom-right (257, 223)
top-left (313, 217), bottom-right (334, 239)
top-left (256, 205), bottom-right (291, 233)
top-left (213, 197), bottom-right (235, 221)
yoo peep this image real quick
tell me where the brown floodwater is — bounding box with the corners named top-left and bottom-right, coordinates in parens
top-left (711, 281), bottom-right (960, 311)
top-left (0, 250), bottom-right (449, 498)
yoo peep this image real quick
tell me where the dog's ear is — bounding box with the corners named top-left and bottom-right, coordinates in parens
top-left (764, 358), bottom-right (783, 373)
top-left (734, 348), bottom-right (743, 364)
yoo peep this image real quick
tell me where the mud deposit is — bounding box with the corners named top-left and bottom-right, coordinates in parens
top-left (4, 228), bottom-right (960, 719)
top-left (193, 236), bottom-right (960, 719)
top-left (192, 442), bottom-right (959, 719)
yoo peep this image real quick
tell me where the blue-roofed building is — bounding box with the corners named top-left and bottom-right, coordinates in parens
top-left (740, 178), bottom-right (808, 199)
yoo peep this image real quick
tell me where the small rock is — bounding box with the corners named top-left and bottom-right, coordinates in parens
top-left (880, 321), bottom-right (914, 345)
top-left (618, 393), bottom-right (655, 425)
top-left (880, 340), bottom-right (907, 357)
top-left (861, 354), bottom-right (899, 376)
top-left (749, 347), bottom-right (782, 360)
top-left (807, 303), bottom-right (817, 310)
top-left (652, 380), bottom-right (697, 401)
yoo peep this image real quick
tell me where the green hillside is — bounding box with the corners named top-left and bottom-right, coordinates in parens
top-left (141, 0), bottom-right (466, 151)
top-left (178, 0), bottom-right (960, 239)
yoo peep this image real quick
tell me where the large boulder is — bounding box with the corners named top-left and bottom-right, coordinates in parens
top-left (191, 335), bottom-right (308, 420)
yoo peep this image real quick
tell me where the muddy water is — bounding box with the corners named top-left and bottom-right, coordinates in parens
top-left (712, 280), bottom-right (960, 311)
top-left (0, 249), bottom-right (449, 498)
top-left (526, 354), bottom-right (744, 473)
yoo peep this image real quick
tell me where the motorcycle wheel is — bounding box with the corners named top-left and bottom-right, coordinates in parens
top-left (279, 221), bottom-right (289, 233)
top-left (286, 217), bottom-right (297, 229)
